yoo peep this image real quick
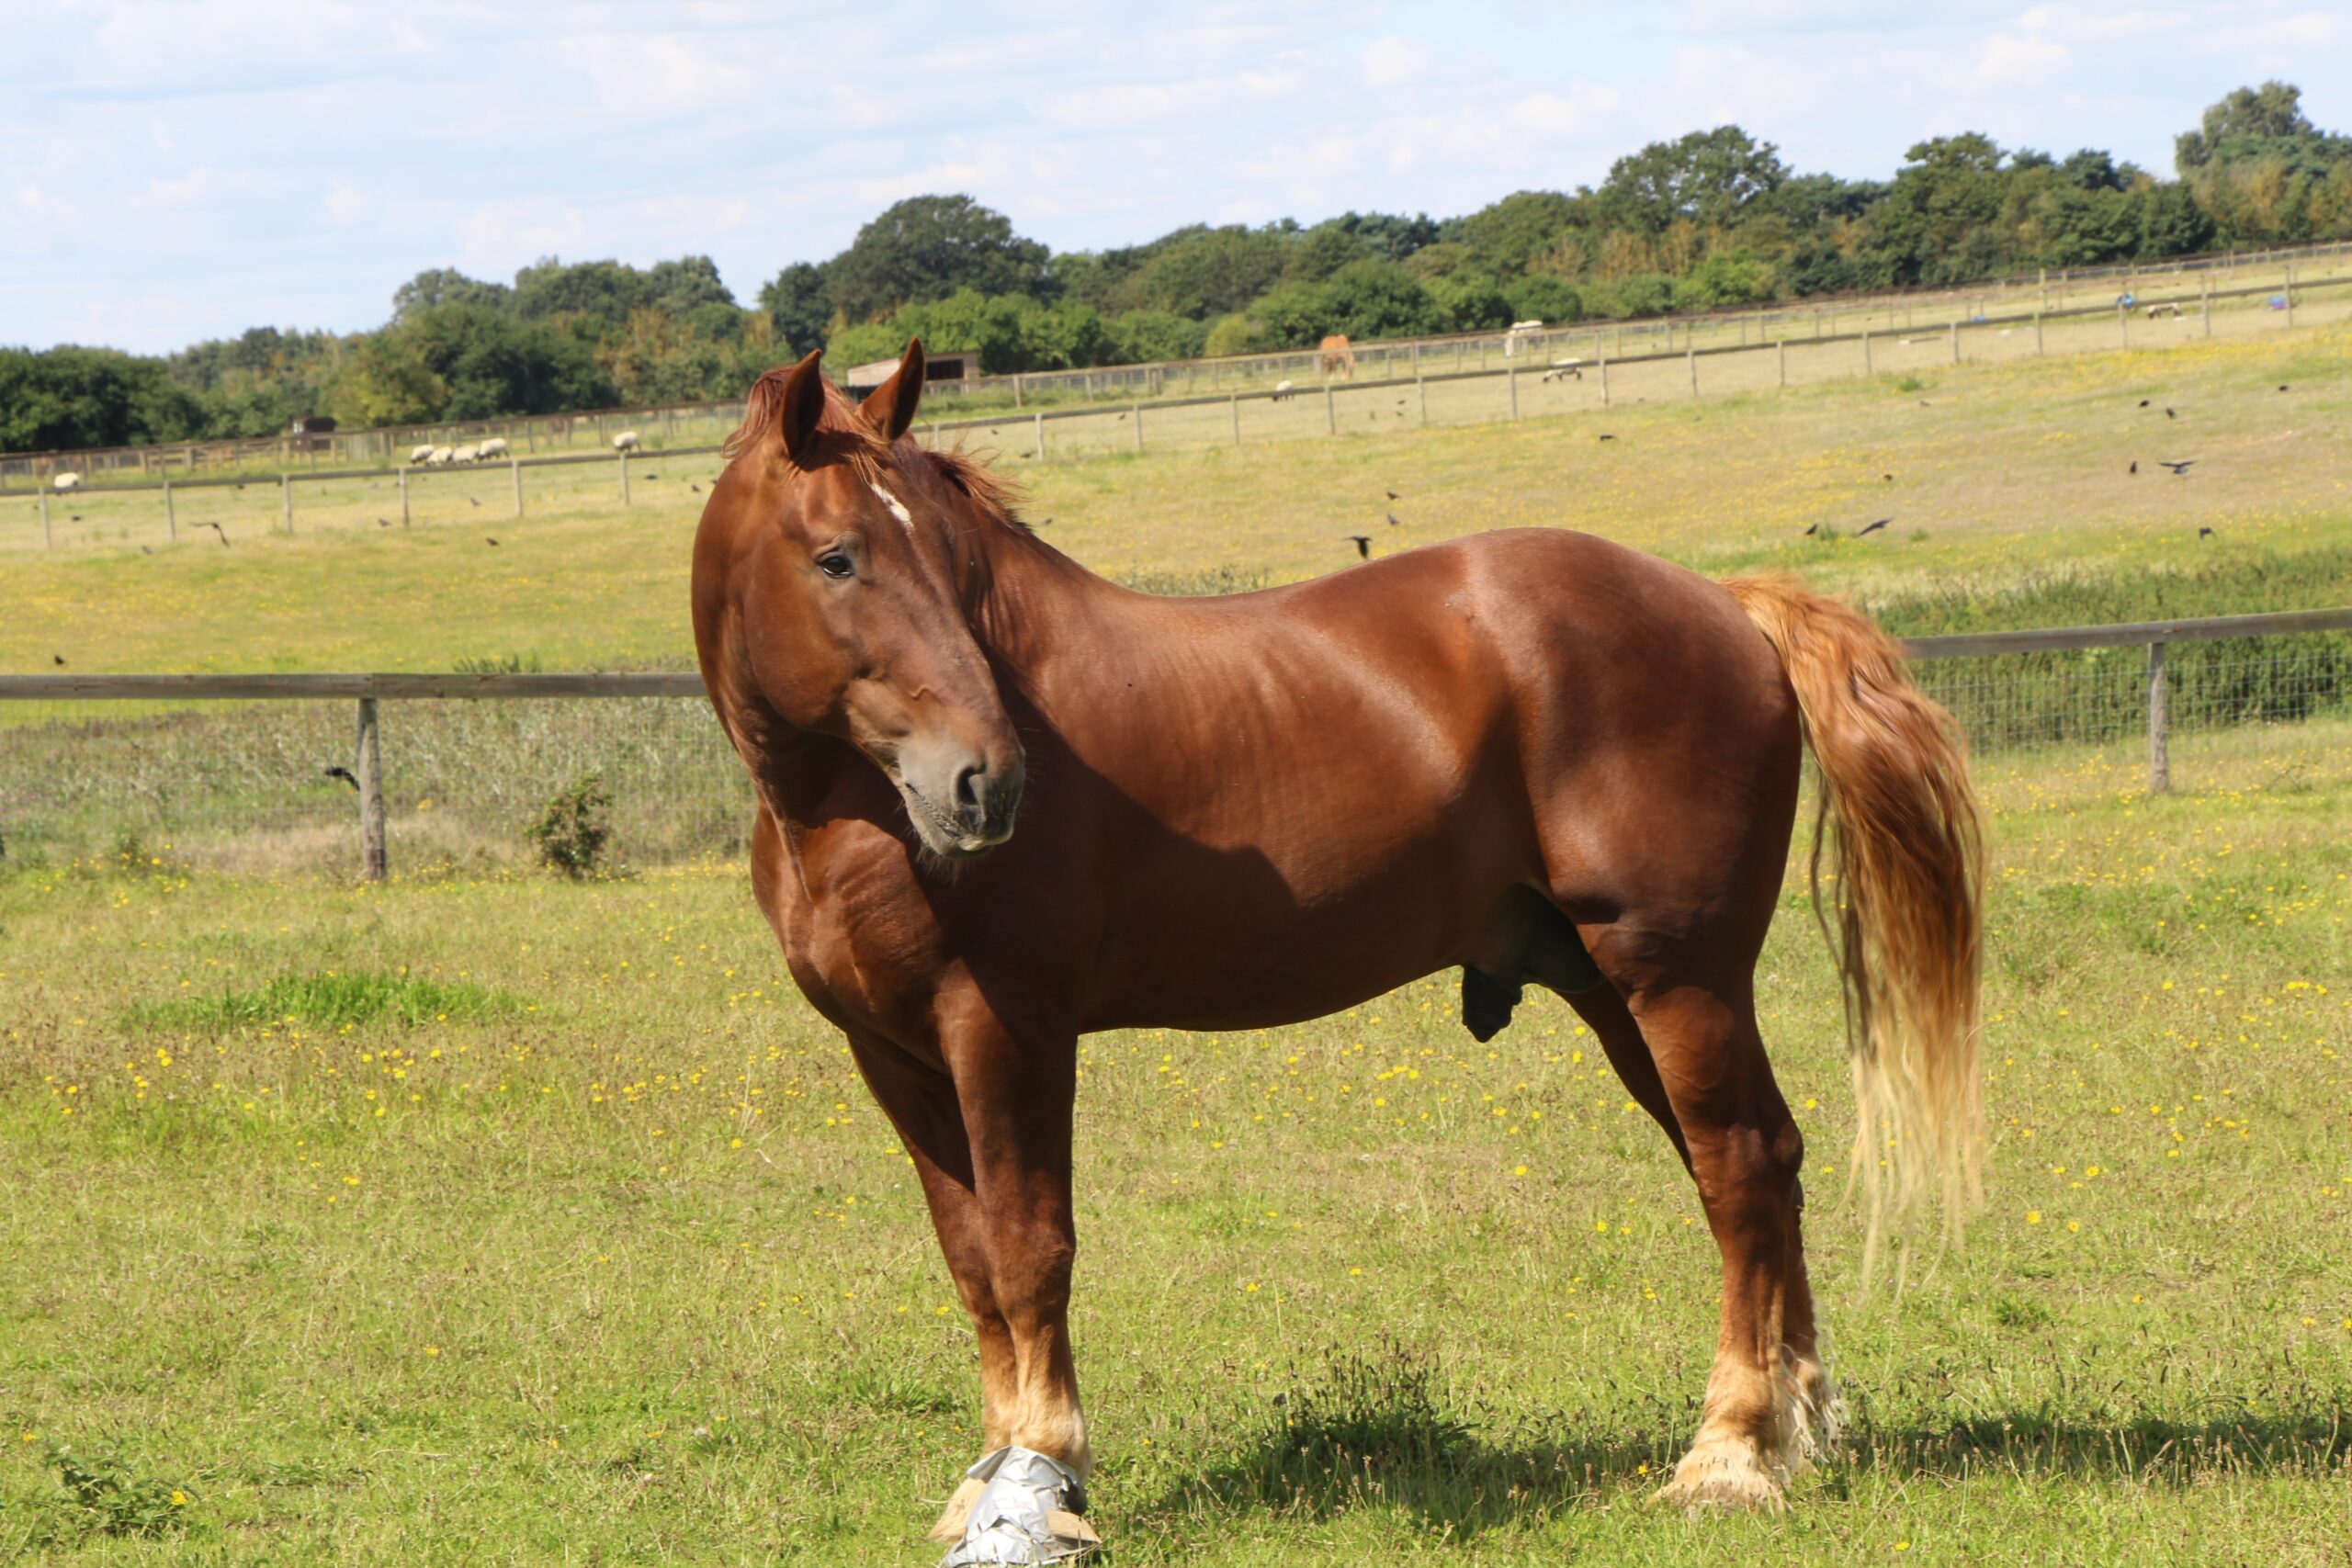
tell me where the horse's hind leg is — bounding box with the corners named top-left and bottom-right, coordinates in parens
top-left (1619, 974), bottom-right (1833, 1510)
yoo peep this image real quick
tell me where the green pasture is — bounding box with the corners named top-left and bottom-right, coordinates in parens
top-left (1, 719), bottom-right (2348, 1563)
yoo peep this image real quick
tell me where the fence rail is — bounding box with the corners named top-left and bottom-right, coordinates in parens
top-left (4, 606), bottom-right (2348, 881)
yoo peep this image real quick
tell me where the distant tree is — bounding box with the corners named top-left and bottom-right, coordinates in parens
top-left (1424, 273), bottom-right (1514, 332)
top-left (1598, 125), bottom-right (1789, 232)
top-left (2057, 149), bottom-right (2129, 192)
top-left (1106, 310), bottom-right (1207, 364)
top-left (757, 262), bottom-right (833, 355)
top-left (328, 330), bottom-right (449, 427)
top-left (645, 256), bottom-right (737, 317)
top-left (1283, 221), bottom-right (1377, 284)
top-left (1122, 225), bottom-right (1292, 318)
top-left (2176, 81), bottom-right (2318, 171)
top-left (1673, 252), bottom-right (1777, 308)
top-left (828, 195), bottom-right (1051, 321)
top-left (510, 258), bottom-right (657, 334)
top-left (1455, 190), bottom-right (1579, 276)
top-left (0, 346), bottom-right (204, 449)
top-left (391, 268), bottom-right (513, 321)
top-left (1502, 274), bottom-right (1581, 322)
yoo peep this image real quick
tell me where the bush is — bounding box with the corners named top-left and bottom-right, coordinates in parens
top-left (1203, 312), bottom-right (1270, 356)
top-left (528, 773), bottom-right (613, 878)
top-left (1503, 274), bottom-right (1583, 323)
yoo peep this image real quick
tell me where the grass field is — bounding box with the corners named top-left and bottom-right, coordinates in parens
top-left (4, 303), bottom-right (2352, 1563)
top-left (1, 724), bottom-right (2347, 1563)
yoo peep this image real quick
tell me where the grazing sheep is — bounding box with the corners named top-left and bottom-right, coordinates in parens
top-left (452, 444), bottom-right (481, 464)
top-left (410, 444), bottom-right (436, 464)
top-left (477, 437), bottom-right (509, 458)
top-left (613, 430), bottom-right (642, 452)
top-left (426, 446), bottom-right (455, 465)
top-left (1542, 357), bottom-right (1584, 383)
top-left (1271, 381), bottom-right (1295, 402)
top-left (52, 472), bottom-right (82, 492)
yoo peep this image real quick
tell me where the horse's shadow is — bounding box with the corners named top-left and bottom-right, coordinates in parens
top-left (1141, 1357), bottom-right (2351, 1540)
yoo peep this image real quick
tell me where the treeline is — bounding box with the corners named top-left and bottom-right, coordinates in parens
top-left (6, 82), bottom-right (2350, 453)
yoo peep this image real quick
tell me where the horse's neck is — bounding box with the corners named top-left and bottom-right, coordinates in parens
top-left (965, 521), bottom-right (1123, 688)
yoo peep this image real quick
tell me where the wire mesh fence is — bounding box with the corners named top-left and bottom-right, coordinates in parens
top-left (2, 616), bottom-right (2347, 878)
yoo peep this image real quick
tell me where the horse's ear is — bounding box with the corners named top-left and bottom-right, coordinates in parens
top-left (858, 338), bottom-right (926, 443)
top-left (776, 349), bottom-right (827, 464)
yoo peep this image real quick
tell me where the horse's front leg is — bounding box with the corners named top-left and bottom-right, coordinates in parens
top-left (837, 1032), bottom-right (1021, 1543)
top-left (933, 1010), bottom-right (1098, 1565)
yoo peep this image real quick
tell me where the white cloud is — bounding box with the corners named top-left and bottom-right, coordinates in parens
top-left (324, 180), bottom-right (369, 224)
top-left (1974, 11), bottom-right (2071, 89)
top-left (1361, 36), bottom-right (1429, 86)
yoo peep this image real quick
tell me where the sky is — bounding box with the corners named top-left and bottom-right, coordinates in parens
top-left (3, 1), bottom-right (2345, 355)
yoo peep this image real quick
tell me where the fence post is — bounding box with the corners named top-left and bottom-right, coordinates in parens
top-left (40, 488), bottom-right (50, 547)
top-left (2200, 276), bottom-right (2211, 337)
top-left (1228, 394), bottom-right (1239, 446)
top-left (2119, 302), bottom-right (2130, 348)
top-left (1132, 403), bottom-right (1143, 451)
top-left (281, 473), bottom-right (293, 532)
top-left (1325, 383), bottom-right (1337, 434)
top-left (356, 696), bottom-right (388, 881)
top-left (399, 467), bottom-right (411, 526)
top-left (1862, 330), bottom-right (1871, 375)
top-left (164, 479), bottom-right (175, 541)
top-left (511, 457), bottom-right (524, 517)
top-left (1508, 364), bottom-right (1519, 420)
top-left (1949, 321), bottom-right (1960, 364)
top-left (2147, 641), bottom-right (2169, 795)
top-left (1776, 340), bottom-right (1786, 389)
top-left (2285, 262), bottom-right (2295, 326)
top-left (2035, 314), bottom-right (2044, 355)
top-left (1033, 411), bottom-right (1046, 459)
top-left (1417, 374), bottom-right (1427, 425)
top-left (618, 451), bottom-right (630, 504)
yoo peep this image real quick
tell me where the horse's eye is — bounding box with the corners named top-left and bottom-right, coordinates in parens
top-left (817, 552), bottom-right (854, 580)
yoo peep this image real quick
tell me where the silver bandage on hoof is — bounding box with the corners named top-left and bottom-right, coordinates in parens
top-left (938, 1446), bottom-right (1100, 1566)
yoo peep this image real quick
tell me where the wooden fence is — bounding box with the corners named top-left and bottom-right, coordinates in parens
top-left (4, 605), bottom-right (2348, 879)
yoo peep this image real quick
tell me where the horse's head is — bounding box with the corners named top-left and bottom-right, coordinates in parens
top-left (693, 340), bottom-right (1024, 859)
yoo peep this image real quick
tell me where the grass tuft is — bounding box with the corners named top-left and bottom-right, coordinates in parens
top-left (128, 969), bottom-right (514, 1032)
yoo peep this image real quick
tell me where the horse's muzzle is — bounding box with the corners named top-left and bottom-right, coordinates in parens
top-left (897, 739), bottom-right (1024, 858)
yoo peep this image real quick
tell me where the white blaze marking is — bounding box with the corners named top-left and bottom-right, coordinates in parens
top-left (868, 480), bottom-right (913, 529)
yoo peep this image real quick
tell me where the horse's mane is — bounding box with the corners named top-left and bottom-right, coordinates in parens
top-left (725, 366), bottom-right (1033, 538)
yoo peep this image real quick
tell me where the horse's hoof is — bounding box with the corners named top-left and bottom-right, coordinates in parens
top-left (937, 1446), bottom-right (1100, 1565)
top-left (928, 1476), bottom-right (989, 1542)
top-left (1652, 1443), bottom-right (1789, 1515)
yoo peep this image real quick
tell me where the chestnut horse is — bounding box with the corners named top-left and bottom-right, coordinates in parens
top-left (692, 342), bottom-right (1983, 1562)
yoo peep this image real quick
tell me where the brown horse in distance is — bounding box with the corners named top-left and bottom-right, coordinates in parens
top-left (692, 341), bottom-right (1984, 1562)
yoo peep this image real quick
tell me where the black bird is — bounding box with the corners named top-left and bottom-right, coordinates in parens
top-left (689, 482), bottom-right (701, 493)
top-left (2165, 407), bottom-right (2176, 419)
top-left (70, 513), bottom-right (82, 522)
top-left (1917, 400), bottom-right (1930, 407)
top-left (1344, 535), bottom-right (1373, 559)
top-left (2138, 399), bottom-right (2151, 407)
top-left (2130, 461), bottom-right (2139, 474)
top-left (141, 546), bottom-right (153, 555)
top-left (1385, 490), bottom-right (1399, 501)
top-left (323, 765), bottom-right (359, 791)
top-left (52, 653), bottom-right (64, 665)
top-left (377, 517), bottom-right (391, 527)
top-left (1856, 518), bottom-right (1892, 536)
top-left (1883, 473), bottom-right (1893, 481)
top-left (485, 536), bottom-right (500, 546)
top-left (1803, 523), bottom-right (1819, 536)
top-left (2199, 526), bottom-right (2215, 539)
top-left (1598, 433), bottom-right (1616, 442)
top-left (2159, 459), bottom-right (2195, 475)
top-left (1037, 517), bottom-right (1052, 527)
top-left (2278, 384), bottom-right (2290, 392)
top-left (201, 522), bottom-right (228, 545)
top-left (468, 496), bottom-right (481, 507)
top-left (644, 472), bottom-right (659, 479)
top-left (1117, 412), bottom-right (1126, 421)
top-left (1385, 513), bottom-right (1402, 527)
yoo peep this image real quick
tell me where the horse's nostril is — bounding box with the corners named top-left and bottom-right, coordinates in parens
top-left (953, 763), bottom-right (987, 822)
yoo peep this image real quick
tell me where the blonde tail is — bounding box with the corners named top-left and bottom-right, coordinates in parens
top-left (1724, 575), bottom-right (1986, 1275)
